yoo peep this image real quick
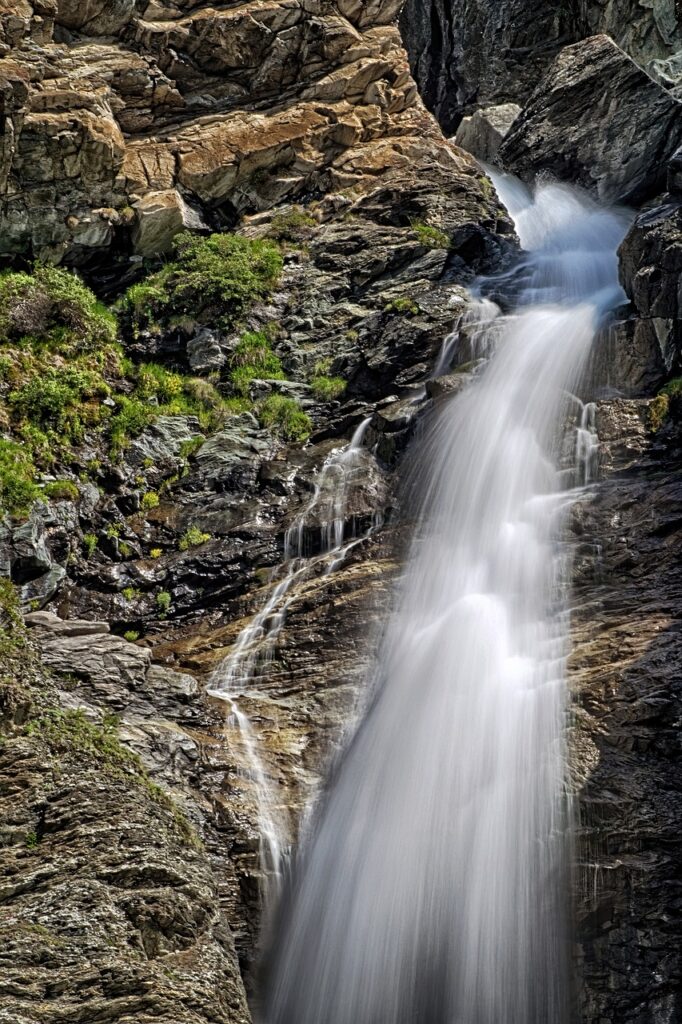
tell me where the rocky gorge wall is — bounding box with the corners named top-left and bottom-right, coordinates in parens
top-left (0, 2), bottom-right (681, 1024)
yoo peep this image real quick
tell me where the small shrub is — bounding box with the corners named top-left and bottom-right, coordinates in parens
top-left (156, 590), bottom-right (171, 613)
top-left (411, 222), bottom-right (451, 250)
top-left (120, 232), bottom-right (283, 336)
top-left (123, 630), bottom-right (140, 643)
top-left (121, 587), bottom-right (141, 602)
top-left (178, 526), bottom-right (211, 551)
top-left (141, 490), bottom-right (160, 511)
top-left (258, 395), bottom-right (312, 442)
top-left (0, 264), bottom-right (117, 352)
top-left (268, 206), bottom-right (317, 242)
top-left (310, 375), bottom-right (346, 401)
top-left (25, 831), bottom-right (39, 849)
top-left (83, 533), bottom-right (98, 558)
top-left (43, 479), bottom-right (79, 502)
top-left (384, 296), bottom-right (420, 316)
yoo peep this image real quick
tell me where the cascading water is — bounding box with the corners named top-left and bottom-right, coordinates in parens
top-left (262, 176), bottom-right (631, 1024)
top-left (207, 417), bottom-right (379, 897)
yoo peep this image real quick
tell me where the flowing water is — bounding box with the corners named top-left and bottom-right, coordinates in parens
top-left (262, 176), bottom-right (631, 1024)
top-left (207, 417), bottom-right (378, 898)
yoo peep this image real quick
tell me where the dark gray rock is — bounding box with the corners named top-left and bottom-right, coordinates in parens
top-left (499, 35), bottom-right (682, 204)
top-left (187, 328), bottom-right (228, 374)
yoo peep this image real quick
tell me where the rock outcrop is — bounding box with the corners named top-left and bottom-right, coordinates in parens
top-left (0, 0), bottom-right (471, 271)
top-left (499, 35), bottom-right (682, 204)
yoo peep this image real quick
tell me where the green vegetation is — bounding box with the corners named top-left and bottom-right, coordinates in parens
top-left (24, 707), bottom-right (198, 845)
top-left (141, 490), bottom-right (160, 511)
top-left (310, 360), bottom-right (346, 401)
top-left (25, 831), bottom-right (39, 849)
top-left (156, 590), bottom-right (171, 613)
top-left (123, 630), bottom-right (140, 642)
top-left (411, 222), bottom-right (451, 250)
top-left (0, 264), bottom-right (117, 353)
top-left (0, 440), bottom-right (40, 517)
top-left (649, 377), bottom-right (682, 431)
top-left (83, 533), bottom-right (98, 558)
top-left (120, 232), bottom-right (283, 337)
top-left (0, 578), bottom-right (26, 655)
top-left (43, 479), bottom-right (79, 502)
top-left (230, 329), bottom-right (285, 396)
top-left (267, 206), bottom-right (317, 242)
top-left (178, 436), bottom-right (205, 461)
top-left (178, 526), bottom-right (211, 551)
top-left (150, 548), bottom-right (163, 560)
top-left (258, 394), bottom-right (312, 442)
top-left (384, 296), bottom-right (420, 316)
top-left (121, 587), bottom-right (141, 602)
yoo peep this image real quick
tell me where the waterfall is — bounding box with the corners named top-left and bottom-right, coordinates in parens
top-left (262, 177), bottom-right (631, 1024)
top-left (207, 416), bottom-right (378, 897)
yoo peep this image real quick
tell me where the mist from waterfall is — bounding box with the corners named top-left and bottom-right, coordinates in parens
top-left (262, 176), bottom-right (631, 1024)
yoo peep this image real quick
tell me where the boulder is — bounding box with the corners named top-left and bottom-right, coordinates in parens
top-left (499, 35), bottom-right (682, 204)
top-left (132, 189), bottom-right (208, 257)
top-left (454, 103), bottom-right (521, 163)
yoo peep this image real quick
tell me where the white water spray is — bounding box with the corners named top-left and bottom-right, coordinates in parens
top-left (207, 417), bottom-right (377, 894)
top-left (263, 178), bottom-right (630, 1023)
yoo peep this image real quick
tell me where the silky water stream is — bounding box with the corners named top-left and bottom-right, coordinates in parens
top-left (261, 175), bottom-right (631, 1024)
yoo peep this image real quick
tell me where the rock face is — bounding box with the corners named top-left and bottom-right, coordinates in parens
top-left (400, 0), bottom-right (682, 131)
top-left (399, 0), bottom-right (575, 133)
top-left (499, 35), bottom-right (682, 204)
top-left (0, 0), bottom-right (466, 269)
top-left (454, 103), bottom-right (521, 162)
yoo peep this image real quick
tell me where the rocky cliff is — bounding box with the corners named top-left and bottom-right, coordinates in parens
top-left (1, 2), bottom-right (681, 1023)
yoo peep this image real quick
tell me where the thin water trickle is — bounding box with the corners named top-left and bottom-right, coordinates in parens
top-left (262, 177), bottom-right (631, 1024)
top-left (207, 415), bottom-right (377, 895)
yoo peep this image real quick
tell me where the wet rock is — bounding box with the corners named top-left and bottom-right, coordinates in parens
top-left (454, 103), bottom-right (521, 162)
top-left (500, 36), bottom-right (682, 204)
top-left (618, 199), bottom-right (682, 373)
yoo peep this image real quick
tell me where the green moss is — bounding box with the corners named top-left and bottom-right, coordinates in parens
top-left (24, 708), bottom-right (198, 846)
top-left (141, 490), bottom-right (160, 510)
top-left (123, 630), bottom-right (140, 642)
top-left (310, 375), bottom-right (346, 401)
top-left (649, 376), bottom-right (682, 431)
top-left (384, 296), bottom-right (420, 316)
top-left (178, 526), bottom-right (211, 551)
top-left (43, 479), bottom-right (79, 502)
top-left (0, 578), bottom-right (26, 654)
top-left (150, 548), bottom-right (162, 560)
top-left (411, 222), bottom-right (451, 250)
top-left (156, 590), bottom-right (171, 613)
top-left (121, 587), bottom-right (141, 602)
top-left (0, 440), bottom-right (40, 517)
top-left (120, 232), bottom-right (283, 336)
top-left (258, 394), bottom-right (312, 442)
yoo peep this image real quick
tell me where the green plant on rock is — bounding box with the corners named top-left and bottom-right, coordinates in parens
top-left (411, 221), bottom-right (451, 250)
top-left (156, 590), bottom-right (171, 613)
top-left (43, 480), bottom-right (79, 502)
top-left (258, 394), bottom-right (312, 442)
top-left (120, 232), bottom-right (283, 336)
top-left (121, 587), bottom-right (141, 602)
top-left (83, 533), bottom-right (98, 558)
top-left (150, 548), bottom-right (163, 560)
top-left (0, 264), bottom-right (117, 352)
top-left (267, 206), bottom-right (317, 242)
top-left (0, 577), bottom-right (26, 654)
top-left (123, 630), bottom-right (140, 643)
top-left (230, 329), bottom-right (286, 396)
top-left (25, 831), bottom-right (39, 849)
top-left (178, 526), bottom-right (211, 551)
top-left (0, 439), bottom-right (40, 518)
top-left (310, 360), bottom-right (346, 401)
top-left (384, 296), bottom-right (420, 316)
top-left (649, 377), bottom-right (682, 431)
top-left (141, 490), bottom-right (160, 511)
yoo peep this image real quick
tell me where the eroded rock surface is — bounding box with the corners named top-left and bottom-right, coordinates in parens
top-left (499, 35), bottom-right (682, 204)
